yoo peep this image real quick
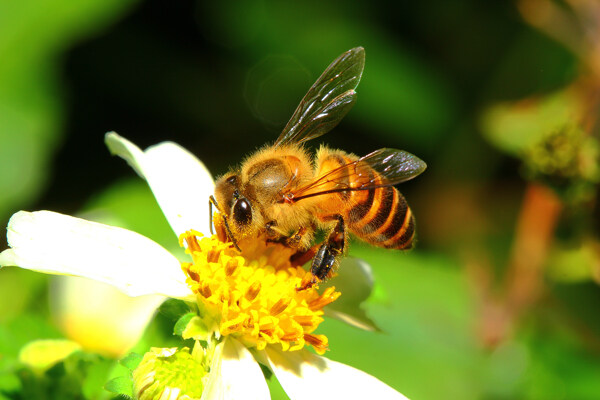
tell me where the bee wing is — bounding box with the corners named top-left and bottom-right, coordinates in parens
top-left (359, 148), bottom-right (428, 185)
top-left (291, 148), bottom-right (427, 201)
top-left (274, 47), bottom-right (365, 147)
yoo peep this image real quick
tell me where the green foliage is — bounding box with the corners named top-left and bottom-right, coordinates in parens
top-left (547, 243), bottom-right (599, 283)
top-left (314, 246), bottom-right (600, 400)
top-left (481, 89), bottom-right (583, 156)
top-left (102, 352), bottom-right (145, 398)
top-left (118, 354), bottom-right (143, 372)
top-left (481, 87), bottom-right (600, 204)
top-left (104, 376), bottom-right (133, 399)
top-left (173, 313), bottom-right (197, 337)
top-left (1, 348), bottom-right (117, 400)
top-left (102, 354), bottom-right (141, 399)
top-left (0, 269), bottom-right (48, 324)
top-left (0, 0), bottom-right (139, 221)
top-left (18, 339), bottom-right (81, 373)
top-left (158, 299), bottom-right (194, 324)
top-left (238, 5), bottom-right (456, 150)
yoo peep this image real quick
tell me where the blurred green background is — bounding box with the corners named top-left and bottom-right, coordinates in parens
top-left (1, 0), bottom-right (600, 399)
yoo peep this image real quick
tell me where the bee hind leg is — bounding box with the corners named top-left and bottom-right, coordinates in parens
top-left (290, 243), bottom-right (319, 268)
top-left (297, 215), bottom-right (346, 291)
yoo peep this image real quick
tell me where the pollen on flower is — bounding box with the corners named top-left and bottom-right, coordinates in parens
top-left (179, 231), bottom-right (340, 355)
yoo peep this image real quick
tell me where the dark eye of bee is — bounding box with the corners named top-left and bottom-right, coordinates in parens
top-left (226, 175), bottom-right (237, 185)
top-left (233, 198), bottom-right (252, 226)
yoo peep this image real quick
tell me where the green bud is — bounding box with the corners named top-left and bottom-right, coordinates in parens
top-left (132, 346), bottom-right (208, 400)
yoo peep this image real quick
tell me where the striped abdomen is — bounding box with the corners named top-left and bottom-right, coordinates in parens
top-left (314, 150), bottom-right (416, 250)
top-left (347, 184), bottom-right (415, 249)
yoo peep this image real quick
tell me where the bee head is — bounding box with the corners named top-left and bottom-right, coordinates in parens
top-left (214, 173), bottom-right (254, 244)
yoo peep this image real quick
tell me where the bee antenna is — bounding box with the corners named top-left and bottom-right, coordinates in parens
top-left (209, 195), bottom-right (242, 252)
top-left (221, 215), bottom-right (241, 252)
top-left (209, 198), bottom-right (215, 235)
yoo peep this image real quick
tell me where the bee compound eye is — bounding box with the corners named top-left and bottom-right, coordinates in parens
top-left (233, 198), bottom-right (252, 226)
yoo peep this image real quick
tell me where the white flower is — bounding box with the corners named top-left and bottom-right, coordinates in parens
top-left (49, 274), bottom-right (165, 358)
top-left (0, 132), bottom-right (409, 400)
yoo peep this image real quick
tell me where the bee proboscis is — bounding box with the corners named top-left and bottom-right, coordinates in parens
top-left (210, 47), bottom-right (426, 290)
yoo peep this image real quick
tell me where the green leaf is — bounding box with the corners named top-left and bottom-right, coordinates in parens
top-left (104, 376), bottom-right (133, 398)
top-left (119, 353), bottom-right (143, 371)
top-left (180, 316), bottom-right (211, 341)
top-left (158, 299), bottom-right (193, 322)
top-left (173, 313), bottom-right (197, 337)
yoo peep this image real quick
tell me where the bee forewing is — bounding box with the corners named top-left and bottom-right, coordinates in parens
top-left (275, 47), bottom-right (366, 147)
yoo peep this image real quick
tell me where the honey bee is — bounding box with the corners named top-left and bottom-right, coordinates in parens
top-left (210, 47), bottom-right (426, 289)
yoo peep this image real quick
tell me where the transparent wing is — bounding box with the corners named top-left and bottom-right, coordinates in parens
top-left (274, 47), bottom-right (365, 147)
top-left (290, 149), bottom-right (427, 201)
top-left (361, 148), bottom-right (428, 185)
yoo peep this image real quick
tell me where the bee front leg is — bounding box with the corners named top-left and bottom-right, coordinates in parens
top-left (285, 222), bottom-right (317, 249)
top-left (297, 215), bottom-right (346, 291)
top-left (264, 221), bottom-right (279, 239)
top-left (267, 222), bottom-right (315, 251)
top-left (265, 221), bottom-right (296, 244)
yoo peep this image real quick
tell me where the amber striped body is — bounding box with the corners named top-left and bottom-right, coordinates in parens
top-left (310, 149), bottom-right (415, 250)
top-left (211, 48), bottom-right (426, 289)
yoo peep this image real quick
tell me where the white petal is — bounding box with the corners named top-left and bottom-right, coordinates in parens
top-left (202, 338), bottom-right (270, 400)
top-left (0, 211), bottom-right (193, 299)
top-left (264, 347), bottom-right (409, 400)
top-left (49, 275), bottom-right (165, 357)
top-left (105, 132), bottom-right (215, 237)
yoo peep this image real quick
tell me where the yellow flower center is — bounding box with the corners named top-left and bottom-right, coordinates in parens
top-left (179, 231), bottom-right (340, 355)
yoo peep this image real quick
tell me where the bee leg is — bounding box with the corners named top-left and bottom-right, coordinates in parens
top-left (266, 223), bottom-right (315, 251)
top-left (297, 215), bottom-right (345, 291)
top-left (265, 221), bottom-right (296, 245)
top-left (290, 244), bottom-right (319, 267)
top-left (264, 221), bottom-right (280, 240)
top-left (285, 226), bottom-right (314, 248)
